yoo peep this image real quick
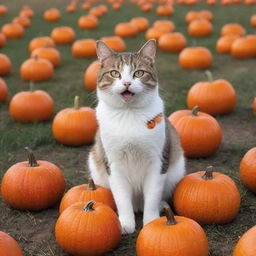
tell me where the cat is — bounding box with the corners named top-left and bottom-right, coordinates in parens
top-left (88, 39), bottom-right (186, 234)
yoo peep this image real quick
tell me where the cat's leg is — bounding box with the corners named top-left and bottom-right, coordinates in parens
top-left (143, 162), bottom-right (166, 226)
top-left (109, 164), bottom-right (135, 234)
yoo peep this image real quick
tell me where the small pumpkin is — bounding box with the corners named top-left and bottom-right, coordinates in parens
top-left (78, 15), bottom-right (98, 30)
top-left (51, 26), bottom-right (76, 45)
top-left (43, 8), bottom-right (61, 22)
top-left (233, 225), bottom-right (256, 256)
top-left (112, 2), bottom-right (121, 10)
top-left (1, 148), bottom-right (66, 211)
top-left (174, 166), bottom-right (240, 224)
top-left (52, 96), bottom-right (98, 146)
top-left (71, 39), bottom-right (96, 58)
top-left (0, 231), bottom-right (23, 256)
top-left (220, 23), bottom-right (245, 37)
top-left (136, 203), bottom-right (209, 256)
top-left (114, 22), bottom-right (138, 38)
top-left (89, 6), bottom-right (105, 17)
top-left (216, 34), bottom-right (239, 54)
top-left (185, 11), bottom-right (200, 24)
top-left (84, 60), bottom-right (100, 91)
top-left (158, 32), bottom-right (187, 52)
top-left (231, 35), bottom-right (256, 59)
top-left (168, 106), bottom-right (222, 157)
top-left (240, 147), bottom-right (256, 192)
top-left (187, 71), bottom-right (237, 115)
top-left (20, 55), bottom-right (54, 81)
top-left (0, 77), bottom-right (8, 102)
top-left (188, 19), bottom-right (213, 37)
top-left (81, 2), bottom-right (91, 10)
top-left (0, 5), bottom-right (7, 16)
top-left (130, 17), bottom-right (149, 32)
top-left (0, 33), bottom-right (6, 48)
top-left (9, 83), bottom-right (54, 122)
top-left (0, 53), bottom-right (11, 76)
top-left (55, 200), bottom-right (121, 256)
top-left (145, 27), bottom-right (166, 41)
top-left (179, 47), bottom-right (213, 69)
top-left (100, 36), bottom-right (126, 52)
top-left (153, 20), bottom-right (175, 33)
top-left (156, 5), bottom-right (174, 16)
top-left (251, 14), bottom-right (256, 27)
top-left (28, 36), bottom-right (55, 53)
top-left (13, 16), bottom-right (31, 28)
top-left (140, 3), bottom-right (152, 12)
top-left (1, 23), bottom-right (24, 39)
top-left (199, 10), bottom-right (213, 21)
top-left (19, 7), bottom-right (34, 18)
top-left (59, 178), bottom-right (116, 213)
top-left (253, 97), bottom-right (256, 115)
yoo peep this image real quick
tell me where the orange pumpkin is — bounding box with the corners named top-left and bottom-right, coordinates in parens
top-left (153, 20), bottom-right (175, 33)
top-left (66, 4), bottom-right (76, 13)
top-left (78, 15), bottom-right (98, 30)
top-left (0, 33), bottom-right (6, 48)
top-left (1, 148), bottom-right (66, 211)
top-left (173, 166), bottom-right (241, 224)
top-left (13, 16), bottom-right (31, 28)
top-left (1, 23), bottom-right (24, 39)
top-left (0, 53), bottom-right (11, 76)
top-left (240, 148), bottom-right (256, 192)
top-left (20, 56), bottom-right (54, 81)
top-left (233, 225), bottom-right (256, 256)
top-left (19, 8), bottom-right (34, 18)
top-left (199, 10), bottom-right (213, 21)
top-left (145, 27), bottom-right (166, 41)
top-left (52, 96), bottom-right (98, 146)
top-left (185, 11), bottom-right (199, 24)
top-left (59, 178), bottom-right (116, 213)
top-left (136, 203), bottom-right (208, 256)
top-left (0, 77), bottom-right (8, 102)
top-left (51, 26), bottom-right (75, 45)
top-left (43, 8), bottom-right (61, 22)
top-left (72, 39), bottom-right (96, 58)
top-left (31, 46), bottom-right (61, 68)
top-left (0, 231), bottom-right (23, 256)
top-left (81, 2), bottom-right (91, 10)
top-left (216, 34), bottom-right (239, 54)
top-left (100, 36), bottom-right (126, 52)
top-left (253, 97), bottom-right (256, 115)
top-left (141, 3), bottom-right (152, 11)
top-left (251, 14), bottom-right (256, 27)
top-left (130, 17), bottom-right (149, 32)
top-left (231, 35), bottom-right (256, 59)
top-left (112, 2), bottom-right (121, 10)
top-left (83, 60), bottom-right (100, 91)
top-left (187, 71), bottom-right (237, 115)
top-left (55, 200), bottom-right (121, 256)
top-left (179, 47), bottom-right (213, 69)
top-left (114, 22), bottom-right (138, 38)
top-left (28, 36), bottom-right (55, 53)
top-left (158, 32), bottom-right (187, 52)
top-left (220, 23), bottom-right (245, 37)
top-left (0, 5), bottom-right (7, 16)
top-left (188, 19), bottom-right (213, 37)
top-left (9, 83), bottom-right (54, 122)
top-left (168, 106), bottom-right (222, 157)
top-left (89, 6), bottom-right (104, 17)
top-left (156, 5), bottom-right (174, 16)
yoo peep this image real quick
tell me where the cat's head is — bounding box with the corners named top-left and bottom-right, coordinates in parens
top-left (96, 40), bottom-right (158, 108)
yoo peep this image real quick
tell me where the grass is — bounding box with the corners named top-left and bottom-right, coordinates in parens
top-left (0, 0), bottom-right (256, 255)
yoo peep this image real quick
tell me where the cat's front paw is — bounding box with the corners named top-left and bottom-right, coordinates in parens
top-left (143, 213), bottom-right (160, 226)
top-left (119, 217), bottom-right (136, 234)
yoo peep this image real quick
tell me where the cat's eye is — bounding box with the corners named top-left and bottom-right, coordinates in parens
top-left (134, 70), bottom-right (144, 78)
top-left (110, 70), bottom-right (121, 78)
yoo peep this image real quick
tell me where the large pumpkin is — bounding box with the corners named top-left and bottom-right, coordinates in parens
top-left (136, 203), bottom-right (208, 256)
top-left (240, 148), bottom-right (256, 192)
top-left (55, 200), bottom-right (121, 256)
top-left (173, 166), bottom-right (241, 224)
top-left (71, 39), bottom-right (96, 58)
top-left (52, 96), bottom-right (98, 146)
top-left (9, 83), bottom-right (54, 122)
top-left (59, 178), bottom-right (116, 213)
top-left (168, 106), bottom-right (222, 157)
top-left (231, 35), bottom-right (256, 59)
top-left (188, 19), bottom-right (213, 37)
top-left (158, 32), bottom-right (187, 52)
top-left (83, 60), bottom-right (100, 91)
top-left (187, 71), bottom-right (237, 115)
top-left (233, 225), bottom-right (256, 256)
top-left (0, 231), bottom-right (23, 256)
top-left (51, 26), bottom-right (75, 45)
top-left (20, 56), bottom-right (54, 81)
top-left (0, 53), bottom-right (11, 76)
top-left (179, 47), bottom-right (212, 69)
top-left (1, 148), bottom-right (66, 211)
top-left (0, 77), bottom-right (8, 102)
top-left (220, 23), bottom-right (245, 37)
top-left (1, 23), bottom-right (24, 39)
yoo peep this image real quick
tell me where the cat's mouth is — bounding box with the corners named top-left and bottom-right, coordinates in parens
top-left (120, 90), bottom-right (135, 101)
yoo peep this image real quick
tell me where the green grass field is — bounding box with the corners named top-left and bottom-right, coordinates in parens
top-left (0, 0), bottom-right (256, 255)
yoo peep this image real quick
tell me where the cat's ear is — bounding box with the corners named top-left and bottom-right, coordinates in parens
top-left (96, 40), bottom-right (114, 62)
top-left (137, 39), bottom-right (156, 61)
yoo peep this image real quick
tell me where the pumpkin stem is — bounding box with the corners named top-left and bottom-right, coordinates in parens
top-left (25, 147), bottom-right (39, 167)
top-left (29, 81), bottom-right (34, 92)
top-left (74, 96), bottom-right (80, 110)
top-left (205, 70), bottom-right (213, 82)
top-left (202, 166), bottom-right (214, 180)
top-left (190, 105), bottom-right (199, 116)
top-left (83, 200), bottom-right (95, 212)
top-left (87, 178), bottom-right (96, 190)
top-left (163, 202), bottom-right (177, 225)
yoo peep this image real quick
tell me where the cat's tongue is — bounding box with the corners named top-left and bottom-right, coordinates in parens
top-left (121, 90), bottom-right (134, 101)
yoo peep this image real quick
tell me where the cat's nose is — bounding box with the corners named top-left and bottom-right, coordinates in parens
top-left (123, 82), bottom-right (131, 88)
